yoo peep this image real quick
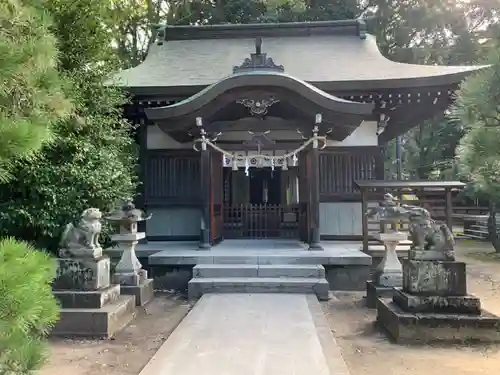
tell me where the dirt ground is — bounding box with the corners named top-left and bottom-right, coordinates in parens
top-left (39, 292), bottom-right (192, 375)
top-left (323, 240), bottom-right (500, 375)
top-left (40, 240), bottom-right (500, 375)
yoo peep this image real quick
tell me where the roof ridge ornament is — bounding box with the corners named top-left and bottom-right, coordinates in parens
top-left (233, 37), bottom-right (285, 74)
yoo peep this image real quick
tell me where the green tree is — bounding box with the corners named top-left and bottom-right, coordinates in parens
top-left (0, 0), bottom-right (72, 182)
top-left (451, 46), bottom-right (500, 249)
top-left (0, 3), bottom-right (63, 373)
top-left (0, 238), bottom-right (60, 375)
top-left (109, 0), bottom-right (363, 68)
top-left (373, 0), bottom-right (499, 179)
top-left (0, 0), bottom-right (139, 251)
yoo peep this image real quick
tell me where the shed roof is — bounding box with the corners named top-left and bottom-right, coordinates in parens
top-left (109, 20), bottom-right (484, 93)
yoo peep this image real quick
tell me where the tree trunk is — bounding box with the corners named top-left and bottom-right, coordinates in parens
top-left (488, 200), bottom-right (500, 252)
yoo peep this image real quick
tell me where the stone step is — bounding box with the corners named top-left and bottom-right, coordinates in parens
top-left (193, 264), bottom-right (325, 278)
top-left (188, 277), bottom-right (329, 301)
top-left (51, 295), bottom-right (136, 338)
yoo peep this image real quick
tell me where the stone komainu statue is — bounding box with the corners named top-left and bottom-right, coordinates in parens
top-left (366, 193), bottom-right (456, 260)
top-left (59, 208), bottom-right (103, 258)
top-left (365, 193), bottom-right (411, 222)
top-left (405, 205), bottom-right (456, 260)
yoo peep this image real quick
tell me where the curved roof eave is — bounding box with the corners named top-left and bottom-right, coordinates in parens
top-left (145, 71), bottom-right (374, 121)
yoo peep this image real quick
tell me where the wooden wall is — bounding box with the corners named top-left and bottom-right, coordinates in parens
top-left (142, 146), bottom-right (383, 239)
top-left (145, 150), bottom-right (200, 207)
top-left (318, 146), bottom-right (382, 238)
top-left (144, 150), bottom-right (201, 240)
top-left (319, 146), bottom-right (383, 202)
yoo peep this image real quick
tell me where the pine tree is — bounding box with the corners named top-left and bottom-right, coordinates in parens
top-left (451, 45), bottom-right (500, 250)
top-left (0, 0), bottom-right (138, 251)
top-left (0, 0), bottom-right (72, 182)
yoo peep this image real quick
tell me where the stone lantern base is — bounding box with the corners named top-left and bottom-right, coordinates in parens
top-left (115, 269), bottom-right (154, 307)
top-left (111, 232), bottom-right (155, 307)
top-left (366, 232), bottom-right (407, 308)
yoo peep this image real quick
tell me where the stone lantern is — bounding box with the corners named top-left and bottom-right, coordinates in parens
top-left (105, 200), bottom-right (154, 306)
top-left (365, 193), bottom-right (408, 307)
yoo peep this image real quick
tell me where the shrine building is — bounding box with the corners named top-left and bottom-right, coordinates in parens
top-left (110, 19), bottom-right (482, 249)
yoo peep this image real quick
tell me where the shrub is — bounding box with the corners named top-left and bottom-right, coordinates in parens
top-left (0, 237), bottom-right (60, 375)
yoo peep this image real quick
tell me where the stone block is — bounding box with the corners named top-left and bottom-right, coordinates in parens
top-left (151, 265), bottom-right (193, 291)
top-left (114, 268), bottom-right (147, 286)
top-left (51, 295), bottom-right (136, 338)
top-left (312, 280), bottom-right (330, 301)
top-left (403, 260), bottom-right (466, 296)
top-left (325, 265), bottom-right (370, 291)
top-left (392, 288), bottom-right (481, 315)
top-left (366, 280), bottom-right (394, 308)
top-left (187, 277), bottom-right (329, 301)
top-left (53, 256), bottom-right (110, 291)
top-left (258, 265), bottom-right (324, 278)
top-left (408, 250), bottom-right (454, 261)
top-left (193, 264), bottom-right (258, 278)
top-left (376, 298), bottom-right (500, 344)
top-left (212, 255), bottom-right (259, 264)
top-left (53, 284), bottom-right (121, 308)
top-left (121, 279), bottom-right (154, 306)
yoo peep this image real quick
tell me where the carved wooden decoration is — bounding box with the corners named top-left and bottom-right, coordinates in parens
top-left (236, 97), bottom-right (279, 117)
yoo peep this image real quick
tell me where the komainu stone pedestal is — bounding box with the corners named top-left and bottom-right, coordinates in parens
top-left (376, 258), bottom-right (500, 344)
top-left (52, 256), bottom-right (136, 338)
top-left (366, 232), bottom-right (407, 308)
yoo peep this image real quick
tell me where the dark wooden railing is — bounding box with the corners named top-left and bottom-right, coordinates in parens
top-left (223, 204), bottom-right (301, 239)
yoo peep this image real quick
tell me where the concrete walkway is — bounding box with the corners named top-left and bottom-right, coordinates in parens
top-left (139, 294), bottom-right (350, 375)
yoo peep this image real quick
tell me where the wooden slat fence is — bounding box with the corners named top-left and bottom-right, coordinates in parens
top-left (223, 204), bottom-right (300, 239)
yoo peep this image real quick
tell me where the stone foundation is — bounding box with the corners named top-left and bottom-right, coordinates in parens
top-left (52, 295), bottom-right (136, 338)
top-left (121, 279), bottom-right (155, 306)
top-left (53, 284), bottom-right (121, 309)
top-left (376, 257), bottom-right (500, 344)
top-left (376, 298), bottom-right (500, 344)
top-left (150, 265), bottom-right (193, 291)
top-left (324, 265), bottom-right (370, 291)
top-left (365, 280), bottom-right (394, 308)
top-left (51, 256), bottom-right (136, 338)
top-left (392, 288), bottom-right (481, 314)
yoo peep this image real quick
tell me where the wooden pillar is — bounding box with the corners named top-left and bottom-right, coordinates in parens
top-left (199, 123), bottom-right (211, 249)
top-left (361, 188), bottom-right (368, 252)
top-left (137, 118), bottom-right (148, 243)
top-left (309, 146), bottom-right (322, 250)
top-left (444, 187), bottom-right (453, 231)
